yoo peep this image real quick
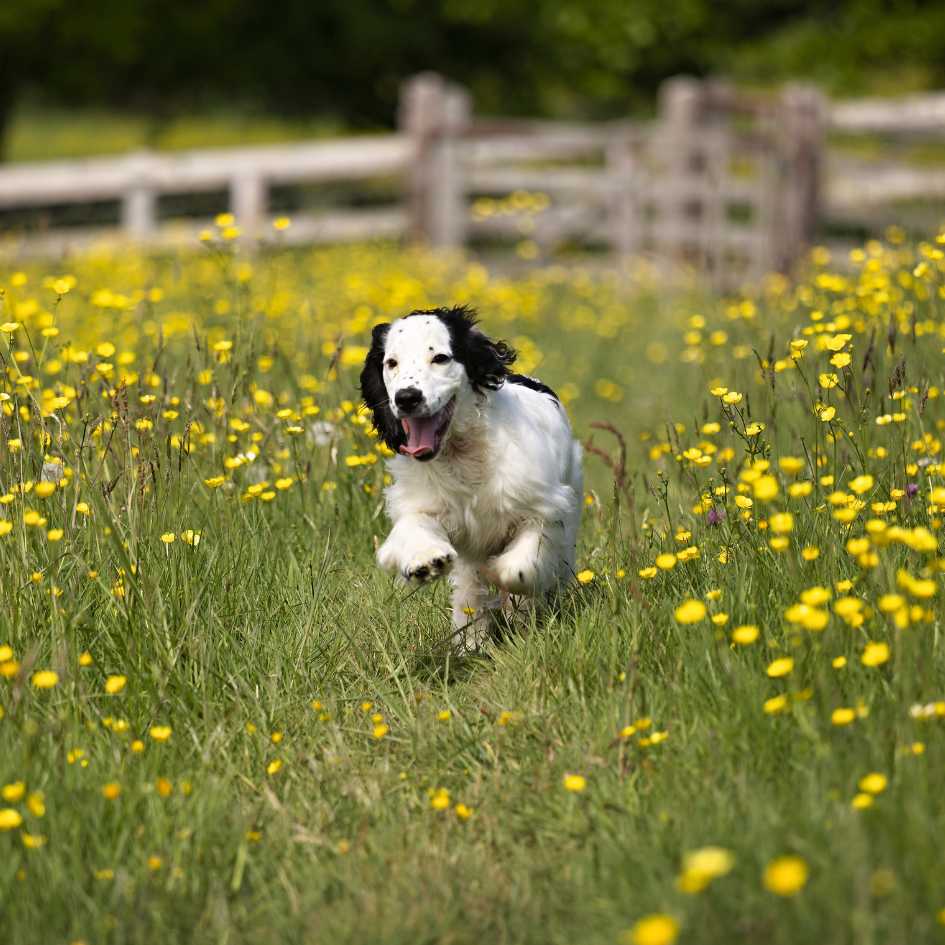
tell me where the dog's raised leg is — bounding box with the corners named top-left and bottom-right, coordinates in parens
top-left (481, 523), bottom-right (565, 595)
top-left (377, 514), bottom-right (456, 584)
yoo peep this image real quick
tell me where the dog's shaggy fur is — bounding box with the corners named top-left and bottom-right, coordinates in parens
top-left (360, 306), bottom-right (583, 651)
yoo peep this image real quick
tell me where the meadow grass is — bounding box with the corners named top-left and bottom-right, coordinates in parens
top-left (5, 105), bottom-right (347, 163)
top-left (1, 228), bottom-right (945, 945)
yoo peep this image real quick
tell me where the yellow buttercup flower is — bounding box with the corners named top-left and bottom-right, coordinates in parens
top-left (674, 600), bottom-right (707, 624)
top-left (31, 670), bottom-right (59, 689)
top-left (625, 914), bottom-right (679, 945)
top-left (2, 781), bottom-right (25, 802)
top-left (861, 642), bottom-right (890, 667)
top-left (677, 846), bottom-right (734, 893)
top-left (831, 707), bottom-right (856, 726)
top-left (731, 625), bottom-right (759, 645)
top-left (858, 772), bottom-right (888, 795)
top-left (0, 808), bottom-right (24, 830)
top-left (430, 787), bottom-right (451, 810)
top-left (563, 773), bottom-right (587, 793)
top-left (763, 856), bottom-right (809, 896)
top-left (753, 476), bottom-right (779, 501)
top-left (769, 512), bottom-right (794, 534)
top-left (766, 658), bottom-right (794, 678)
top-left (849, 474), bottom-right (874, 494)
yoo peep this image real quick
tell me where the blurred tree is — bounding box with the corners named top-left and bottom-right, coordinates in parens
top-left (3, 0), bottom-right (945, 159)
top-left (0, 0), bottom-right (145, 158)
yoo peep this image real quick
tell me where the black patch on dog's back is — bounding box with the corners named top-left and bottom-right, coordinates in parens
top-left (507, 373), bottom-right (560, 403)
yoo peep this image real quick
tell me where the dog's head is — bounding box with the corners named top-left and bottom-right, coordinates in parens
top-left (360, 305), bottom-right (516, 461)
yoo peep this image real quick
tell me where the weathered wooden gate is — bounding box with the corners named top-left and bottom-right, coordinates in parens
top-left (400, 73), bottom-right (825, 287)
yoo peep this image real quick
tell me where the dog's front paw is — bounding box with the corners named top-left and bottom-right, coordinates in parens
top-left (482, 550), bottom-right (539, 594)
top-left (403, 546), bottom-right (455, 584)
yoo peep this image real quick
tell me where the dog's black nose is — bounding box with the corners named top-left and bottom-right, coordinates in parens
top-left (394, 387), bottom-right (423, 413)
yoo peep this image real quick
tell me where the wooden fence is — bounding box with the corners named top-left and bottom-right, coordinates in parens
top-left (825, 91), bottom-right (945, 235)
top-left (0, 136), bottom-right (412, 256)
top-left (402, 73), bottom-right (823, 286)
top-left (2, 73), bottom-right (945, 284)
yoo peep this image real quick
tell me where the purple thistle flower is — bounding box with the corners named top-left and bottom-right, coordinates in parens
top-left (906, 482), bottom-right (919, 498)
top-left (707, 506), bottom-right (725, 526)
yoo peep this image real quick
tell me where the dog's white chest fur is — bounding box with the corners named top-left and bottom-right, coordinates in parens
top-left (389, 418), bottom-right (514, 560)
top-left (385, 384), bottom-right (580, 562)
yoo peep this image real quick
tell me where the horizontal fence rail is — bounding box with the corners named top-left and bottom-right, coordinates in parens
top-left (829, 161), bottom-right (945, 207)
top-left (829, 91), bottom-right (945, 135)
top-left (0, 136), bottom-right (411, 204)
top-left (0, 136), bottom-right (413, 250)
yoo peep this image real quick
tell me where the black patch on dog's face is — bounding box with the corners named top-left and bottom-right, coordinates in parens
top-left (406, 305), bottom-right (517, 393)
top-left (359, 322), bottom-right (406, 452)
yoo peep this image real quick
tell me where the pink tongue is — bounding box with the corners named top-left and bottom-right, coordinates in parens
top-left (402, 415), bottom-right (439, 456)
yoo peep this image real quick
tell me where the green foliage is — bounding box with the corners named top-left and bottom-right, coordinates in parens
top-left (3, 1), bottom-right (945, 160)
top-left (5, 105), bottom-right (344, 162)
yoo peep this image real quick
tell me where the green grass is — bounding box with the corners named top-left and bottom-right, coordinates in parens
top-left (5, 105), bottom-right (347, 162)
top-left (0, 240), bottom-right (944, 944)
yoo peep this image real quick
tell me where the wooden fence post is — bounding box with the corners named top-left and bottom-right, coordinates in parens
top-left (699, 79), bottom-right (735, 284)
top-left (607, 126), bottom-right (640, 259)
top-left (655, 77), bottom-right (706, 271)
top-left (776, 84), bottom-right (826, 271)
top-left (432, 83), bottom-right (471, 248)
top-left (231, 173), bottom-right (266, 245)
top-left (122, 151), bottom-right (157, 240)
top-left (400, 73), bottom-right (441, 244)
top-left (399, 72), bottom-right (470, 248)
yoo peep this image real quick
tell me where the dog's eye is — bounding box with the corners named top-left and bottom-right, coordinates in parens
top-left (385, 358), bottom-right (398, 370)
top-left (431, 354), bottom-right (452, 365)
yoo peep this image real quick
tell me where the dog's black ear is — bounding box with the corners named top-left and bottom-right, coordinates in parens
top-left (359, 323), bottom-right (405, 452)
top-left (440, 305), bottom-right (517, 393)
top-left (461, 328), bottom-right (517, 393)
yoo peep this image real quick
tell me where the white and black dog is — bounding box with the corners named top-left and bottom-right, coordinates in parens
top-left (360, 305), bottom-right (583, 651)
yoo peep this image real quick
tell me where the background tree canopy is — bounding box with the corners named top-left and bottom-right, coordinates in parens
top-left (3, 0), bottom-right (945, 157)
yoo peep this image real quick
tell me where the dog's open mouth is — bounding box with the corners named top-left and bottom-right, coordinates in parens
top-left (399, 398), bottom-right (455, 461)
